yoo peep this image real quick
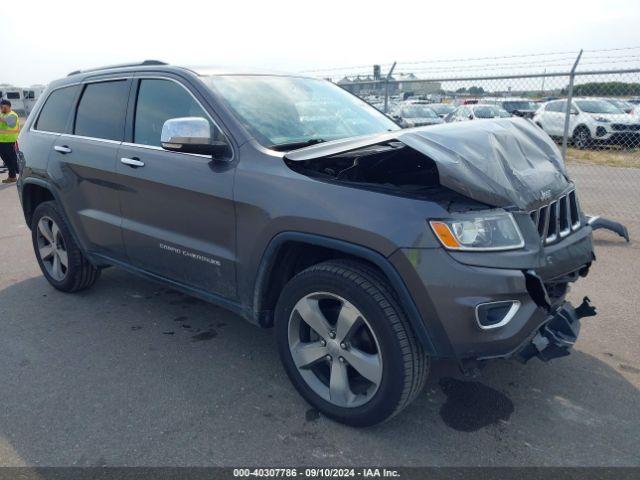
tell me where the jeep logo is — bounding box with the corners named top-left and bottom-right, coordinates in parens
top-left (540, 189), bottom-right (552, 201)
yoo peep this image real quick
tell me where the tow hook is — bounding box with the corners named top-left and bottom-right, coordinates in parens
top-left (517, 297), bottom-right (596, 363)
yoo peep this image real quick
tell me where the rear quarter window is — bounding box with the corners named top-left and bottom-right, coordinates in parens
top-left (34, 85), bottom-right (79, 133)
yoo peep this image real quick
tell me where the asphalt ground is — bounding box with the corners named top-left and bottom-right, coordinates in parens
top-left (0, 171), bottom-right (638, 467)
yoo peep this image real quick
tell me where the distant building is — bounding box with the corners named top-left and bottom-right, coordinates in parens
top-left (337, 73), bottom-right (441, 98)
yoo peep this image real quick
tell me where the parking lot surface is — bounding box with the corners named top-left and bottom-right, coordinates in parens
top-left (0, 170), bottom-right (639, 467)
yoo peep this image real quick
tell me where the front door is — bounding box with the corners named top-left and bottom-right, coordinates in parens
top-left (116, 77), bottom-right (237, 299)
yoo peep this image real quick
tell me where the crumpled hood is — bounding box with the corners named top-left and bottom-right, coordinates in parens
top-left (285, 118), bottom-right (570, 210)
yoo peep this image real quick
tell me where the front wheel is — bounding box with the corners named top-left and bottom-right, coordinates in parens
top-left (31, 201), bottom-right (101, 292)
top-left (275, 260), bottom-right (429, 426)
top-left (573, 126), bottom-right (592, 149)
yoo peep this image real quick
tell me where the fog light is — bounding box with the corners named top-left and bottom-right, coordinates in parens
top-left (475, 301), bottom-right (521, 330)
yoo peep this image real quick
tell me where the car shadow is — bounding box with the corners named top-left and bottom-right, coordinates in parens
top-left (0, 268), bottom-right (638, 466)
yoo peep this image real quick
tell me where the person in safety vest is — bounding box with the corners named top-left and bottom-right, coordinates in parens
top-left (0, 99), bottom-right (20, 183)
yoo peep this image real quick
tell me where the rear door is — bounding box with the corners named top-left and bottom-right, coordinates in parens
top-left (116, 76), bottom-right (237, 299)
top-left (49, 77), bottom-right (131, 260)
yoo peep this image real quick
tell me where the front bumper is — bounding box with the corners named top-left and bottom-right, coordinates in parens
top-left (595, 127), bottom-right (640, 144)
top-left (389, 228), bottom-right (595, 361)
top-left (514, 297), bottom-right (596, 363)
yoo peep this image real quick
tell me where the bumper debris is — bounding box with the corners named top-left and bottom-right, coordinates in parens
top-left (517, 297), bottom-right (597, 363)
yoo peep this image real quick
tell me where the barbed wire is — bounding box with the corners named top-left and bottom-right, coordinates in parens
top-left (300, 46), bottom-right (640, 78)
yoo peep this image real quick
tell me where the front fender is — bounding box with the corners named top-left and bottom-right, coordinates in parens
top-left (252, 231), bottom-right (440, 356)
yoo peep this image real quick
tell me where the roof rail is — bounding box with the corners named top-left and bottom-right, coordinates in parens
top-left (67, 60), bottom-right (168, 76)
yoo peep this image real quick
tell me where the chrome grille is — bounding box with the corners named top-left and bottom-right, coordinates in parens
top-left (530, 190), bottom-right (581, 244)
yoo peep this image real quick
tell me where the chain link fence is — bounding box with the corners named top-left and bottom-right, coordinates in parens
top-left (310, 50), bottom-right (640, 227)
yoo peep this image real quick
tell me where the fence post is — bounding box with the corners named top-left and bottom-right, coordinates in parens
top-left (561, 50), bottom-right (583, 160)
top-left (383, 62), bottom-right (397, 113)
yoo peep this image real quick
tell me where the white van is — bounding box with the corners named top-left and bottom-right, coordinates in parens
top-left (0, 86), bottom-right (45, 118)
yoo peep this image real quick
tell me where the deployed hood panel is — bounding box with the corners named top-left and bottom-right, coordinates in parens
top-left (285, 118), bottom-right (570, 210)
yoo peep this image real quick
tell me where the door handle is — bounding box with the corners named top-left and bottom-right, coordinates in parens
top-left (54, 145), bottom-right (72, 154)
top-left (121, 157), bottom-right (145, 168)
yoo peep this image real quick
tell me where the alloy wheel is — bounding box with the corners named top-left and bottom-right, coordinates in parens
top-left (36, 216), bottom-right (68, 281)
top-left (575, 129), bottom-right (590, 148)
top-left (287, 292), bottom-right (383, 408)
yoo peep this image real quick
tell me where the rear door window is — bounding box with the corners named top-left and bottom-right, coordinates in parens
top-left (74, 80), bottom-right (130, 141)
top-left (35, 85), bottom-right (79, 133)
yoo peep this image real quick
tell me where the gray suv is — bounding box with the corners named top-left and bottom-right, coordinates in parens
top-left (16, 61), bottom-right (596, 426)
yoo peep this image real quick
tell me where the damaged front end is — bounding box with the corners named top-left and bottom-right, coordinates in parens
top-left (516, 296), bottom-right (597, 363)
top-left (284, 117), bottom-right (571, 211)
top-left (284, 118), bottom-right (597, 366)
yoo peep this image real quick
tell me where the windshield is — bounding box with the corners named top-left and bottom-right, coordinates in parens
top-left (503, 101), bottom-right (538, 111)
top-left (429, 104), bottom-right (455, 115)
top-left (401, 105), bottom-right (438, 118)
top-left (575, 100), bottom-right (623, 114)
top-left (473, 106), bottom-right (504, 118)
top-left (205, 75), bottom-right (399, 147)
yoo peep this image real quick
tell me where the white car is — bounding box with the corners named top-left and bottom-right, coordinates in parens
top-left (603, 98), bottom-right (635, 114)
top-left (390, 103), bottom-right (443, 127)
top-left (533, 98), bottom-right (640, 148)
top-left (446, 104), bottom-right (511, 123)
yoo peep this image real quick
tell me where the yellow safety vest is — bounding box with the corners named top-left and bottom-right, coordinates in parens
top-left (0, 110), bottom-right (20, 143)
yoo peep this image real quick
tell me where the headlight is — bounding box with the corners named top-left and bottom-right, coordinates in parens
top-left (594, 116), bottom-right (610, 123)
top-left (429, 213), bottom-right (525, 251)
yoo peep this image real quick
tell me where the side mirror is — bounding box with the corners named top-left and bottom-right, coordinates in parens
top-left (161, 117), bottom-right (230, 158)
top-left (570, 109), bottom-right (578, 115)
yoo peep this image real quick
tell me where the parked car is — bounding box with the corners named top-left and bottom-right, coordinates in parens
top-left (426, 103), bottom-right (456, 119)
top-left (17, 61), bottom-right (596, 427)
top-left (447, 104), bottom-right (511, 122)
top-left (390, 103), bottom-right (444, 127)
top-left (603, 98), bottom-right (635, 114)
top-left (485, 98), bottom-right (540, 118)
top-left (533, 98), bottom-right (640, 148)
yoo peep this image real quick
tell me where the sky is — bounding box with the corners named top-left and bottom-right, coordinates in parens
top-left (4, 0), bottom-right (640, 86)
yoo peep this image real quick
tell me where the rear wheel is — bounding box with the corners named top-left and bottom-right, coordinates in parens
top-left (32, 201), bottom-right (100, 292)
top-left (275, 260), bottom-right (429, 426)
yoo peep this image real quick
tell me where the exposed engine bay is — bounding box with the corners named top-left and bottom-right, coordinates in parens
top-left (285, 141), bottom-right (488, 211)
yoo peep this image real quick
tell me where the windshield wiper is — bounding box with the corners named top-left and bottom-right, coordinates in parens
top-left (270, 138), bottom-right (326, 151)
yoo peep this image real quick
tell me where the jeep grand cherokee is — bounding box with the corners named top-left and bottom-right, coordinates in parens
top-left (16, 61), bottom-right (596, 426)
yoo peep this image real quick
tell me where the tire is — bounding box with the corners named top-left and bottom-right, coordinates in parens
top-left (31, 201), bottom-right (100, 292)
top-left (275, 259), bottom-right (429, 426)
top-left (572, 126), bottom-right (592, 149)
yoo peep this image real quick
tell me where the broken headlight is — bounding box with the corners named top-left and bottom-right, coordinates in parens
top-left (429, 213), bottom-right (525, 251)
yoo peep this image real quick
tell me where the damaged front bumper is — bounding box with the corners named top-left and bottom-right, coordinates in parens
top-left (389, 227), bottom-right (596, 363)
top-left (515, 296), bottom-right (596, 363)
